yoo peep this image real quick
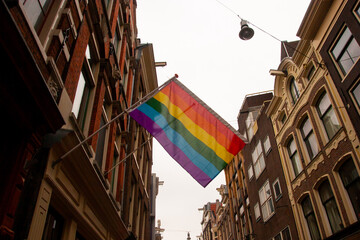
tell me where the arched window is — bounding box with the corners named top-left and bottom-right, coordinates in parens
top-left (301, 196), bottom-right (321, 240)
top-left (287, 137), bottom-right (303, 177)
top-left (300, 116), bottom-right (319, 160)
top-left (315, 91), bottom-right (341, 140)
top-left (338, 158), bottom-right (360, 219)
top-left (318, 180), bottom-right (343, 233)
top-left (289, 77), bottom-right (300, 104)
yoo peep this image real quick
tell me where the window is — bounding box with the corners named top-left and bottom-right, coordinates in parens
top-left (331, 26), bottom-right (360, 75)
top-left (301, 196), bottom-right (321, 240)
top-left (274, 227), bottom-right (291, 240)
top-left (263, 135), bottom-right (271, 154)
top-left (356, 4), bottom-right (360, 19)
top-left (339, 159), bottom-right (360, 219)
top-left (246, 113), bottom-right (254, 141)
top-left (252, 141), bottom-right (265, 178)
top-left (259, 180), bottom-right (275, 221)
top-left (300, 116), bottom-right (319, 160)
top-left (318, 180), bottom-right (343, 233)
top-left (110, 146), bottom-right (119, 195)
top-left (280, 112), bottom-right (287, 125)
top-left (316, 92), bottom-right (341, 140)
top-left (23, 0), bottom-right (54, 32)
top-left (307, 65), bottom-right (316, 81)
top-left (281, 227), bottom-right (291, 240)
top-left (273, 178), bottom-right (282, 200)
top-left (42, 207), bottom-right (64, 240)
top-left (287, 138), bottom-right (303, 177)
top-left (289, 77), bottom-right (300, 104)
top-left (351, 82), bottom-right (360, 108)
top-left (254, 202), bottom-right (261, 221)
top-left (248, 164), bottom-right (254, 181)
top-left (95, 114), bottom-right (107, 169)
top-left (72, 68), bottom-right (91, 130)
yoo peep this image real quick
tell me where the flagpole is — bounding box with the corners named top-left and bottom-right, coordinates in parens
top-left (52, 76), bottom-right (177, 168)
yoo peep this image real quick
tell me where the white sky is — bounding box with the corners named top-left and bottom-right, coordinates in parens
top-left (136, 0), bottom-right (310, 239)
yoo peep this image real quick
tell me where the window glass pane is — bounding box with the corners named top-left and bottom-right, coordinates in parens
top-left (322, 107), bottom-right (341, 139)
top-left (317, 92), bottom-right (340, 139)
top-left (332, 27), bottom-right (352, 59)
top-left (317, 93), bottom-right (331, 116)
top-left (95, 115), bottom-right (106, 168)
top-left (301, 118), bottom-right (312, 136)
top-left (307, 133), bottom-right (319, 159)
top-left (264, 135), bottom-right (271, 153)
top-left (339, 38), bottom-right (360, 74)
top-left (288, 138), bottom-right (302, 176)
top-left (301, 117), bottom-right (319, 159)
top-left (43, 207), bottom-right (64, 240)
top-left (273, 180), bottom-right (282, 199)
top-left (290, 78), bottom-right (300, 103)
top-left (352, 82), bottom-right (360, 107)
top-left (288, 139), bottom-right (296, 155)
top-left (307, 65), bottom-right (315, 81)
top-left (23, 1), bottom-right (43, 29)
top-left (319, 181), bottom-right (343, 233)
top-left (72, 72), bottom-right (86, 118)
top-left (282, 227), bottom-right (291, 240)
top-left (339, 159), bottom-right (360, 219)
top-left (302, 197), bottom-right (321, 240)
top-left (248, 165), bottom-right (254, 180)
top-left (274, 233), bottom-right (282, 240)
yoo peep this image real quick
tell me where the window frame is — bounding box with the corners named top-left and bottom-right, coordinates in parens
top-left (289, 77), bottom-right (300, 104)
top-left (263, 135), bottom-right (271, 155)
top-left (259, 180), bottom-right (275, 222)
top-left (273, 178), bottom-right (282, 201)
top-left (338, 158), bottom-right (360, 220)
top-left (254, 202), bottom-right (261, 221)
top-left (301, 195), bottom-right (321, 240)
top-left (318, 180), bottom-right (344, 233)
top-left (299, 116), bottom-right (319, 161)
top-left (315, 91), bottom-right (341, 141)
top-left (248, 164), bottom-right (254, 181)
top-left (350, 80), bottom-right (360, 112)
top-left (330, 25), bottom-right (360, 76)
top-left (287, 137), bottom-right (303, 177)
top-left (252, 141), bottom-right (266, 179)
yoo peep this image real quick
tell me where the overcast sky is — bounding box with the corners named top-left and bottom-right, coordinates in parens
top-left (136, 0), bottom-right (310, 239)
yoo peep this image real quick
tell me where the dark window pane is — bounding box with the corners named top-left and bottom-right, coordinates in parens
top-left (95, 115), bottom-right (106, 168)
top-left (352, 82), bottom-right (360, 107)
top-left (42, 207), bottom-right (64, 240)
top-left (302, 196), bottom-right (321, 240)
top-left (339, 159), bottom-right (360, 219)
top-left (319, 181), bottom-right (343, 233)
top-left (274, 233), bottom-right (282, 240)
top-left (282, 227), bottom-right (291, 240)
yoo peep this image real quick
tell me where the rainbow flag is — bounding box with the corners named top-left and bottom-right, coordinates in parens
top-left (129, 78), bottom-right (245, 187)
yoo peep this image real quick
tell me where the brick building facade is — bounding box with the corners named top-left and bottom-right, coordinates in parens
top-left (0, 0), bottom-right (158, 239)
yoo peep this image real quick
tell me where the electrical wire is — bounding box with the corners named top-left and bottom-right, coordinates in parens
top-left (214, 0), bottom-right (324, 67)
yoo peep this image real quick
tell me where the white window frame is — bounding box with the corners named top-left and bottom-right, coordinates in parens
top-left (252, 141), bottom-right (266, 179)
top-left (248, 164), bottom-right (254, 181)
top-left (259, 180), bottom-right (275, 222)
top-left (254, 202), bottom-right (261, 221)
top-left (263, 135), bottom-right (271, 155)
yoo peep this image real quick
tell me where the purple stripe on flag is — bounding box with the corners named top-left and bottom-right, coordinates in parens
top-left (130, 108), bottom-right (212, 187)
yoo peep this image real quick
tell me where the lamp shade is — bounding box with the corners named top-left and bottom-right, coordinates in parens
top-left (239, 20), bottom-right (254, 40)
